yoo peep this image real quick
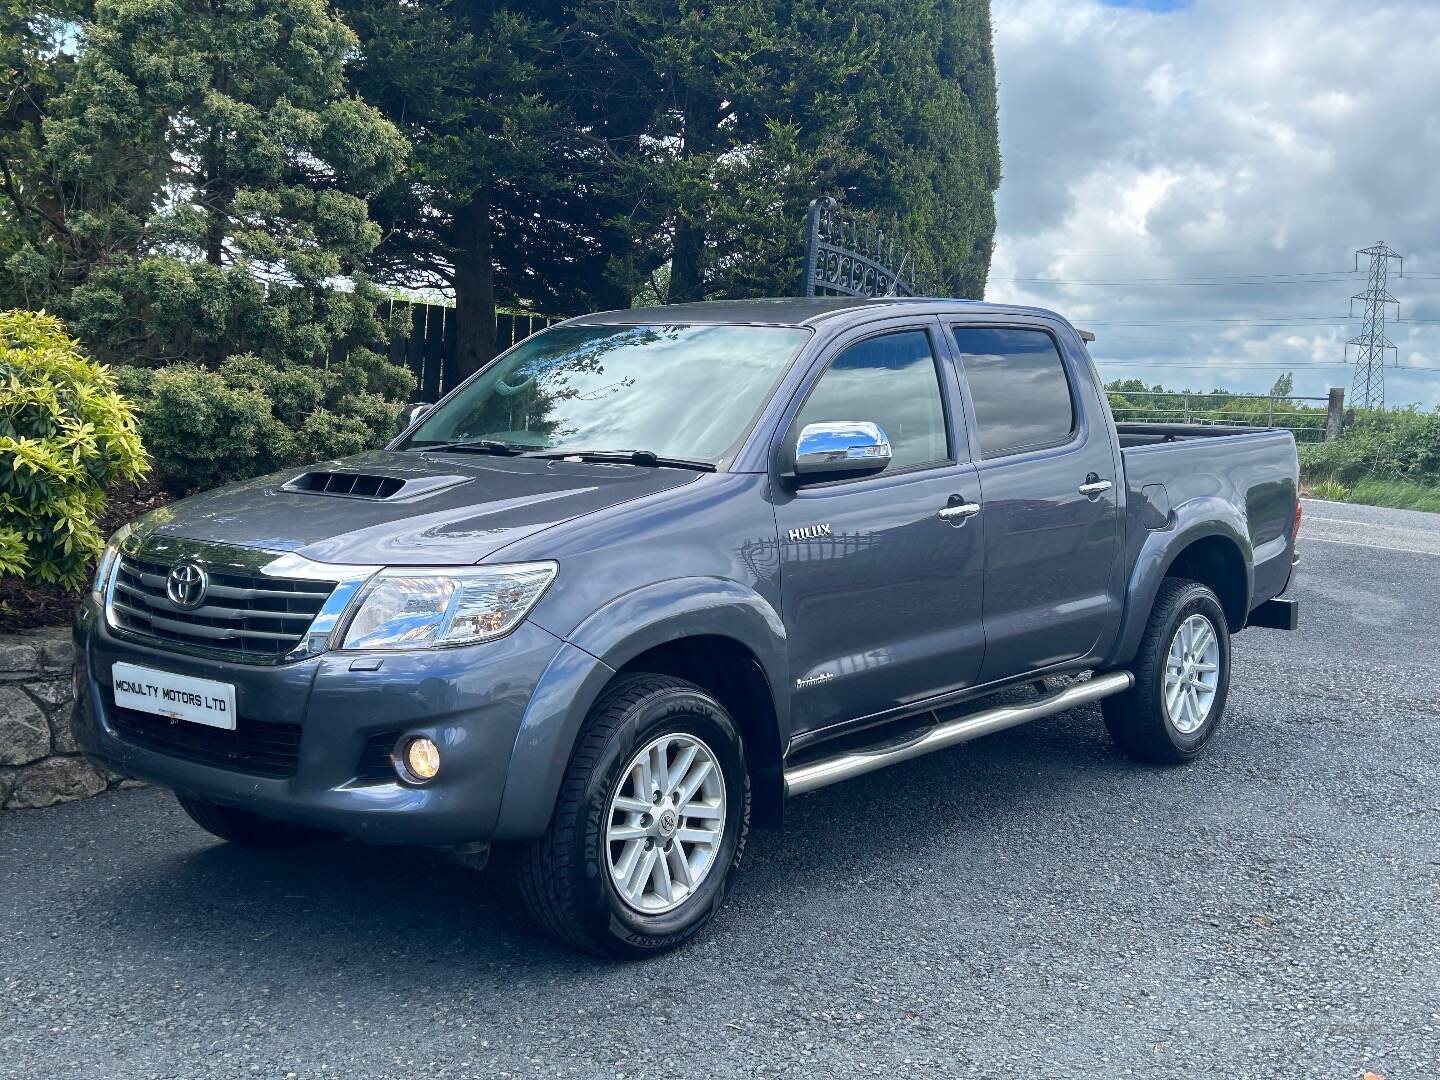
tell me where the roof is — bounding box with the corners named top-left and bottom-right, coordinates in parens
top-left (564, 296), bottom-right (1067, 328)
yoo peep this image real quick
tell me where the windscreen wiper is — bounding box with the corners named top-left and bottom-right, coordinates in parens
top-left (408, 439), bottom-right (540, 456)
top-left (528, 448), bottom-right (717, 472)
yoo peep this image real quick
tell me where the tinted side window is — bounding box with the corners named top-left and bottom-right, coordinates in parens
top-left (951, 327), bottom-right (1075, 457)
top-left (796, 330), bottom-right (950, 471)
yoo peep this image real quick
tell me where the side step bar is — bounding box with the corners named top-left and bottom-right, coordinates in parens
top-left (783, 670), bottom-right (1135, 797)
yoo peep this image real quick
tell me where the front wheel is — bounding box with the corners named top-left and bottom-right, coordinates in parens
top-left (518, 674), bottom-right (750, 958)
top-left (1103, 577), bottom-right (1231, 765)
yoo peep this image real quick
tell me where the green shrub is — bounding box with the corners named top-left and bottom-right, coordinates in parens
top-left (0, 310), bottom-right (148, 586)
top-left (1298, 409), bottom-right (1440, 485)
top-left (120, 351), bottom-right (410, 493)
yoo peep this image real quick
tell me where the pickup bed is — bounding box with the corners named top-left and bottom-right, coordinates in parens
top-left (74, 297), bottom-right (1300, 957)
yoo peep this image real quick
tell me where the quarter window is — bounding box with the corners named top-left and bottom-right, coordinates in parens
top-left (795, 330), bottom-right (950, 472)
top-left (951, 327), bottom-right (1075, 457)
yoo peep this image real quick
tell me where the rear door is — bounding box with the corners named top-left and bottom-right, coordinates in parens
top-left (943, 321), bottom-right (1122, 682)
top-left (772, 318), bottom-right (986, 736)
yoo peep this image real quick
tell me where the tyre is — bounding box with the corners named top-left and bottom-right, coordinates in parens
top-left (1103, 577), bottom-right (1231, 765)
top-left (175, 793), bottom-right (332, 847)
top-left (519, 674), bottom-right (751, 958)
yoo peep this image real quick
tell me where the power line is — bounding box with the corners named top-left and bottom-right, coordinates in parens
top-left (995, 275), bottom-right (1361, 287)
top-left (997, 268), bottom-right (1360, 280)
top-left (1347, 241), bottom-right (1404, 408)
top-left (1037, 246), bottom-right (1326, 258)
top-left (1096, 361), bottom-right (1440, 372)
top-left (1084, 316), bottom-right (1353, 326)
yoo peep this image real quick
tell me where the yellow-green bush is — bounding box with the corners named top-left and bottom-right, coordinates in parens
top-left (0, 311), bottom-right (147, 586)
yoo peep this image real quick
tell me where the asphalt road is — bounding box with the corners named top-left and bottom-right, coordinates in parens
top-left (3, 498), bottom-right (1437, 1080)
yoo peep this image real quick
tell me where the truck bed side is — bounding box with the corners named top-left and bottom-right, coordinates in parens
top-left (1108, 424), bottom-right (1299, 665)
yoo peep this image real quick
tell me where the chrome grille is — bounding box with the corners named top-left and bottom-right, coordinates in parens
top-left (109, 554), bottom-right (335, 660)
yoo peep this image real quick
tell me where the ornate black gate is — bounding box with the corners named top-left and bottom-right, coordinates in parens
top-left (800, 196), bottom-right (928, 298)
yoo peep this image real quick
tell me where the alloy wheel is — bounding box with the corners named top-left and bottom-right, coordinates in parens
top-left (1163, 613), bottom-right (1221, 735)
top-left (605, 732), bottom-right (727, 915)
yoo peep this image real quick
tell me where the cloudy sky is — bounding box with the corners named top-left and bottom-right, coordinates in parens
top-left (985, 0), bottom-right (1440, 407)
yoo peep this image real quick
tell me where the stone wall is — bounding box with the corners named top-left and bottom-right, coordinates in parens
top-left (0, 627), bottom-right (137, 809)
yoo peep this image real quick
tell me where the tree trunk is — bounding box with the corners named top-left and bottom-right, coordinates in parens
top-left (667, 88), bottom-right (711, 303)
top-left (205, 61), bottom-right (230, 268)
top-left (669, 215), bottom-right (704, 303)
top-left (452, 188), bottom-right (497, 382)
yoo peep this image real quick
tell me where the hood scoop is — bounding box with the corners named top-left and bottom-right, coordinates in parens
top-left (281, 470), bottom-right (470, 502)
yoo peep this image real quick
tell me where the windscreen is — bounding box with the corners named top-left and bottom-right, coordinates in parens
top-left (402, 324), bottom-right (811, 464)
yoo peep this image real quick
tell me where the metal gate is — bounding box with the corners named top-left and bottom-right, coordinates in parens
top-left (801, 196), bottom-right (928, 299)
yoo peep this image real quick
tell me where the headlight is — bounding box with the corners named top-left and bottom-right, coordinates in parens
top-left (339, 562), bottom-right (557, 650)
top-left (91, 524), bottom-right (132, 603)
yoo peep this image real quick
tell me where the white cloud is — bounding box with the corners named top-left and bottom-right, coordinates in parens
top-left (987, 0), bottom-right (1440, 406)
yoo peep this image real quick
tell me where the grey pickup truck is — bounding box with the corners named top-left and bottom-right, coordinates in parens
top-left (75, 297), bottom-right (1300, 957)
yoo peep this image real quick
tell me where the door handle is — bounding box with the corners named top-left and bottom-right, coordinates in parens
top-left (938, 501), bottom-right (981, 521)
top-left (1078, 478), bottom-right (1114, 496)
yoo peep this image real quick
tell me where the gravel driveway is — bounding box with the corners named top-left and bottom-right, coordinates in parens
top-left (3, 498), bottom-right (1436, 1080)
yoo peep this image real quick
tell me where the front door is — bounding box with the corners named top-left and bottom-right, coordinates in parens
top-left (945, 322), bottom-right (1122, 682)
top-left (772, 321), bottom-right (987, 737)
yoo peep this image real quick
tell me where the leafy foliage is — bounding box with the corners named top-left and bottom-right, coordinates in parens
top-left (0, 309), bottom-right (146, 585)
top-left (339, 0), bottom-right (628, 379)
top-left (1298, 408), bottom-right (1440, 485)
top-left (584, 0), bottom-right (1000, 303)
top-left (117, 352), bottom-right (406, 494)
top-left (1106, 377), bottom-right (1440, 507)
top-left (1105, 377), bottom-right (1330, 442)
top-left (340, 0), bottom-right (1000, 376)
top-left (4, 1), bottom-right (1001, 506)
top-left (1, 0), bottom-right (406, 369)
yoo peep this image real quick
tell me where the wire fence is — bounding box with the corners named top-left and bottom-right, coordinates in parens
top-left (1107, 390), bottom-right (1337, 443)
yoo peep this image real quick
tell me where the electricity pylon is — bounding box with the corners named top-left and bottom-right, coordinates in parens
top-left (1346, 241), bottom-right (1403, 410)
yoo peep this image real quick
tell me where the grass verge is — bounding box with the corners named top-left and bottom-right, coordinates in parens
top-left (1303, 475), bottom-right (1440, 513)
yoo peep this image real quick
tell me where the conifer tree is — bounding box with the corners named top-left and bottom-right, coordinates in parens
top-left (1, 0), bottom-right (407, 375)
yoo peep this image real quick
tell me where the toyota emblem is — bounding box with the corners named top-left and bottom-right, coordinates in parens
top-left (166, 561), bottom-right (208, 609)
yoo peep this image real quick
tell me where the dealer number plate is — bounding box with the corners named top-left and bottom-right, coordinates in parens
top-left (111, 662), bottom-right (236, 731)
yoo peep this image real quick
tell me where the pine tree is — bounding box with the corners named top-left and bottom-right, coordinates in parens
top-left (1, 0), bottom-right (407, 374)
top-left (338, 0), bottom-right (640, 380)
top-left (587, 0), bottom-right (1000, 302)
top-left (339, 0), bottom-right (1000, 362)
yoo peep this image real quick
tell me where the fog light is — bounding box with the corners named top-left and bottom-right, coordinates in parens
top-left (402, 737), bottom-right (441, 782)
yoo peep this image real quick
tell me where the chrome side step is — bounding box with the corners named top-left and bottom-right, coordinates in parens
top-left (783, 670), bottom-right (1134, 797)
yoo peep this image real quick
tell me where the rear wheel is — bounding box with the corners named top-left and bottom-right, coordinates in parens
top-left (175, 793), bottom-right (332, 847)
top-left (519, 674), bottom-right (750, 958)
top-left (1103, 577), bottom-right (1231, 764)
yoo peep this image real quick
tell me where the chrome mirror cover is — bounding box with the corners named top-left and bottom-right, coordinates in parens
top-left (793, 421), bottom-right (892, 478)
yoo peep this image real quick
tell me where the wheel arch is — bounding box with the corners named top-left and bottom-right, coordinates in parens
top-left (611, 635), bottom-right (784, 829)
top-left (1109, 503), bottom-right (1252, 668)
top-left (1164, 534), bottom-right (1249, 632)
top-left (492, 579), bottom-right (789, 840)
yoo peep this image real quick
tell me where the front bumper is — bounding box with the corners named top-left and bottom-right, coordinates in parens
top-left (73, 596), bottom-right (570, 845)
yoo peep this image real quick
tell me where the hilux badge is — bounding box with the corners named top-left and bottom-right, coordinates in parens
top-left (787, 523), bottom-right (833, 542)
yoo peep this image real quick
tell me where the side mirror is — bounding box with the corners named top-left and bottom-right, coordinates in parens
top-left (398, 402), bottom-right (431, 432)
top-left (792, 421), bottom-right (892, 481)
